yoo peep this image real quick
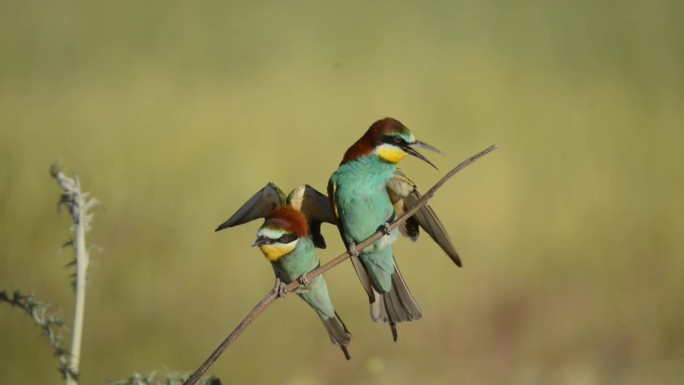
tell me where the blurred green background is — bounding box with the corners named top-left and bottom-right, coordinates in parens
top-left (1, 0), bottom-right (683, 384)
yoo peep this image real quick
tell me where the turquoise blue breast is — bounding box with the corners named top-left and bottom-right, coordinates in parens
top-left (331, 156), bottom-right (398, 247)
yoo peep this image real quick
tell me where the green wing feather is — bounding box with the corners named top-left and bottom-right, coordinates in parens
top-left (327, 179), bottom-right (375, 301)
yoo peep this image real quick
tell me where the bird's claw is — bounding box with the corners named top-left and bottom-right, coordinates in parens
top-left (298, 274), bottom-right (310, 287)
top-left (381, 222), bottom-right (392, 236)
top-left (348, 242), bottom-right (359, 257)
top-left (273, 277), bottom-right (288, 298)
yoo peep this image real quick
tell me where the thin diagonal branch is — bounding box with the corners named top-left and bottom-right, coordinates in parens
top-left (183, 144), bottom-right (498, 385)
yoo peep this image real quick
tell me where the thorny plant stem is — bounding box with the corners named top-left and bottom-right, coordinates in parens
top-left (183, 144), bottom-right (498, 385)
top-left (0, 290), bottom-right (72, 377)
top-left (68, 176), bottom-right (88, 385)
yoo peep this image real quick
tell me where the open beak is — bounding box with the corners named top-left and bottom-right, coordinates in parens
top-left (402, 140), bottom-right (441, 169)
top-left (252, 236), bottom-right (269, 247)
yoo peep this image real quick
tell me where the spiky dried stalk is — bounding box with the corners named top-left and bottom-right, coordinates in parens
top-left (108, 371), bottom-right (221, 385)
top-left (0, 290), bottom-right (74, 378)
top-left (51, 163), bottom-right (99, 385)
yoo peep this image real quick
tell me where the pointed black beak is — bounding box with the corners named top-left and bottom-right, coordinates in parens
top-left (402, 140), bottom-right (441, 169)
top-left (252, 236), bottom-right (269, 247)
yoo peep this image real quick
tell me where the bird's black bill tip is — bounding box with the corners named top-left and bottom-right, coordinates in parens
top-left (404, 145), bottom-right (438, 170)
top-left (252, 236), bottom-right (269, 247)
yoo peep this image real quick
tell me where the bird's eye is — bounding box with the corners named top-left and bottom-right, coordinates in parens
top-left (278, 234), bottom-right (296, 243)
top-left (380, 135), bottom-right (406, 147)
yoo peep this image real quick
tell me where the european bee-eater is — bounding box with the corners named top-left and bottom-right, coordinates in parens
top-left (253, 206), bottom-right (352, 359)
top-left (215, 183), bottom-right (336, 248)
top-left (328, 117), bottom-right (459, 340)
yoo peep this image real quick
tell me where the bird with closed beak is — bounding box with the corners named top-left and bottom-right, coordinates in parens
top-left (252, 205), bottom-right (352, 359)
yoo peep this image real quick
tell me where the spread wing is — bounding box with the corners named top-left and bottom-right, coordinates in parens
top-left (387, 170), bottom-right (462, 267)
top-left (287, 184), bottom-right (337, 248)
top-left (287, 184), bottom-right (337, 225)
top-left (215, 182), bottom-right (286, 232)
top-left (327, 178), bottom-right (375, 301)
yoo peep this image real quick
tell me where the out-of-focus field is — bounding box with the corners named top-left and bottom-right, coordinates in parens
top-left (1, 1), bottom-right (682, 384)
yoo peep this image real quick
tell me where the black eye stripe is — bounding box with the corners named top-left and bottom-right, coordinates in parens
top-left (380, 135), bottom-right (406, 146)
top-left (276, 233), bottom-right (298, 243)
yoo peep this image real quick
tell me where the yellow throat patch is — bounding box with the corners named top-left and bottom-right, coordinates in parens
top-left (259, 241), bottom-right (298, 261)
top-left (376, 145), bottom-right (408, 164)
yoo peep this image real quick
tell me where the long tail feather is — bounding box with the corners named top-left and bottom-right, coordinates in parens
top-left (369, 262), bottom-right (422, 340)
top-left (321, 312), bottom-right (352, 360)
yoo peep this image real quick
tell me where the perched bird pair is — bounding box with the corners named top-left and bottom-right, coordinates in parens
top-left (215, 117), bottom-right (460, 359)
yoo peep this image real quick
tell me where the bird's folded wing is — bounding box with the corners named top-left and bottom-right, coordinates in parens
top-left (388, 170), bottom-right (462, 266)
